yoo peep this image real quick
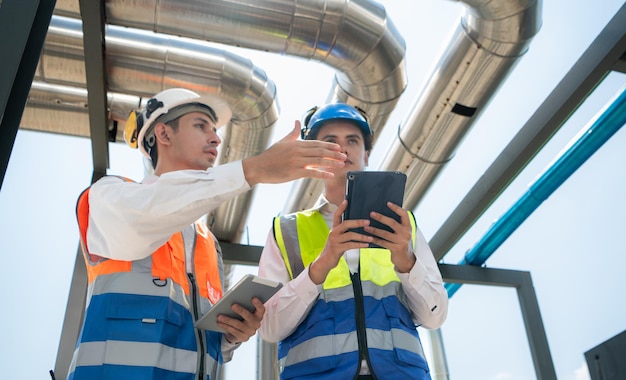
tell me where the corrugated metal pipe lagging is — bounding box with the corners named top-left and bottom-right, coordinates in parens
top-left (445, 85), bottom-right (626, 298)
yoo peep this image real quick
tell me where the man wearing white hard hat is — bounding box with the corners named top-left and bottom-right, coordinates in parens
top-left (68, 88), bottom-right (347, 379)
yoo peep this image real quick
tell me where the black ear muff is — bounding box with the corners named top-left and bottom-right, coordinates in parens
top-left (300, 106), bottom-right (318, 139)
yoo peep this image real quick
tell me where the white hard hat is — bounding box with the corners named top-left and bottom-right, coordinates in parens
top-left (124, 88), bottom-right (232, 158)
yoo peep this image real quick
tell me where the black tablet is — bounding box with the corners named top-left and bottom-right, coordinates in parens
top-left (343, 171), bottom-right (407, 248)
top-left (194, 274), bottom-right (282, 332)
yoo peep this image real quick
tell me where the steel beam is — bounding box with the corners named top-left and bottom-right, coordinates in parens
top-left (53, 1), bottom-right (109, 378)
top-left (80, 0), bottom-right (110, 181)
top-left (0, 0), bottom-right (56, 190)
top-left (439, 264), bottom-right (556, 380)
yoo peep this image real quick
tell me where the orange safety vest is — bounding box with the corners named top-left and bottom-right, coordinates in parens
top-left (69, 177), bottom-right (225, 380)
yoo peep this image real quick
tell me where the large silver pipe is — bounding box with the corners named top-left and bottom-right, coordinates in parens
top-left (52, 0), bottom-right (408, 214)
top-left (22, 81), bottom-right (146, 143)
top-left (100, 0), bottom-right (408, 104)
top-left (30, 15), bottom-right (282, 242)
top-left (379, 0), bottom-right (542, 210)
top-left (38, 0), bottom-right (542, 244)
top-left (53, 0), bottom-right (407, 130)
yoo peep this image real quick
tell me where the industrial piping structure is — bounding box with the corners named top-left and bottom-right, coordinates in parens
top-left (18, 0), bottom-right (543, 378)
top-left (25, 0), bottom-right (541, 239)
top-left (7, 0), bottom-right (626, 379)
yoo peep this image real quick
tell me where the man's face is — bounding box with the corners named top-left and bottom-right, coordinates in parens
top-left (315, 121), bottom-right (369, 177)
top-left (167, 111), bottom-right (221, 171)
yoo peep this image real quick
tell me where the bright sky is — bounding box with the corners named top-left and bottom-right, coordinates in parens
top-left (2, 1), bottom-right (625, 379)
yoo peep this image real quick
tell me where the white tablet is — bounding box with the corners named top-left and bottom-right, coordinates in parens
top-left (194, 274), bottom-right (282, 332)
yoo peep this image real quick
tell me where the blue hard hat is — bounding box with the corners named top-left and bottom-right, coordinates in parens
top-left (301, 103), bottom-right (372, 141)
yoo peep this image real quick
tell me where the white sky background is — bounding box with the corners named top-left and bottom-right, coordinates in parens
top-left (1, 1), bottom-right (625, 379)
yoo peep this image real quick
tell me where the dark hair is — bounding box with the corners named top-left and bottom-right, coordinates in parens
top-left (147, 118), bottom-right (180, 169)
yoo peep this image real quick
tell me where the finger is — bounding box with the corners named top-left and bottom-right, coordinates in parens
top-left (251, 298), bottom-right (265, 319)
top-left (217, 308), bottom-right (258, 342)
top-left (368, 236), bottom-right (391, 250)
top-left (232, 301), bottom-right (263, 327)
top-left (333, 200), bottom-right (348, 226)
top-left (342, 240), bottom-right (372, 250)
top-left (220, 325), bottom-right (250, 344)
top-left (303, 156), bottom-right (347, 170)
top-left (217, 316), bottom-right (248, 342)
top-left (386, 202), bottom-right (410, 224)
top-left (290, 120), bottom-right (301, 139)
top-left (277, 121), bottom-right (302, 143)
top-left (370, 204), bottom-right (408, 230)
top-left (299, 144), bottom-right (346, 160)
top-left (343, 231), bottom-right (374, 244)
top-left (296, 140), bottom-right (344, 154)
top-left (335, 220), bottom-right (374, 244)
top-left (364, 225), bottom-right (394, 243)
top-left (299, 168), bottom-right (335, 180)
top-left (338, 218), bottom-right (370, 232)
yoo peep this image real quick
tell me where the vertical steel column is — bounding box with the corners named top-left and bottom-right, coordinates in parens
top-left (53, 1), bottom-right (110, 378)
top-left (428, 328), bottom-right (450, 380)
top-left (258, 338), bottom-right (280, 380)
top-left (517, 271), bottom-right (556, 380)
top-left (439, 264), bottom-right (557, 380)
top-left (79, 0), bottom-right (110, 182)
top-left (52, 246), bottom-right (88, 379)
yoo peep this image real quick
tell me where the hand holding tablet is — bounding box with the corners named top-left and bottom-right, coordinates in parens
top-left (194, 274), bottom-right (282, 332)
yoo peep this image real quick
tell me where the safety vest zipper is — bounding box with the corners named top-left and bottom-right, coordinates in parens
top-left (350, 271), bottom-right (377, 380)
top-left (188, 273), bottom-right (206, 380)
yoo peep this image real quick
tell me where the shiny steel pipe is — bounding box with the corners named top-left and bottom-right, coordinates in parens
top-left (53, 0), bottom-right (409, 213)
top-left (32, 15), bottom-right (284, 242)
top-left (378, 0), bottom-right (542, 210)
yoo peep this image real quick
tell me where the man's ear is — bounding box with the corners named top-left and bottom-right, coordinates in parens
top-left (364, 150), bottom-right (370, 167)
top-left (154, 123), bottom-right (170, 145)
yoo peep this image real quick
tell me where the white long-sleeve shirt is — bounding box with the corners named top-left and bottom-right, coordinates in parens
top-left (84, 161), bottom-right (251, 359)
top-left (86, 161), bottom-right (250, 261)
top-left (258, 199), bottom-right (448, 344)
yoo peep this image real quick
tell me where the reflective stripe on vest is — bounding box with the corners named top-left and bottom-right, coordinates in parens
top-left (70, 178), bottom-right (225, 379)
top-left (279, 327), bottom-right (422, 368)
top-left (274, 210), bottom-right (328, 280)
top-left (274, 209), bottom-right (430, 380)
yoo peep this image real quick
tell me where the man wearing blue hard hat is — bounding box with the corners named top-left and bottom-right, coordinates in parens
top-left (258, 102), bottom-right (448, 380)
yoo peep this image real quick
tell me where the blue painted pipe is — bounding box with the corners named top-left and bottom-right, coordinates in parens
top-left (446, 86), bottom-right (626, 297)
